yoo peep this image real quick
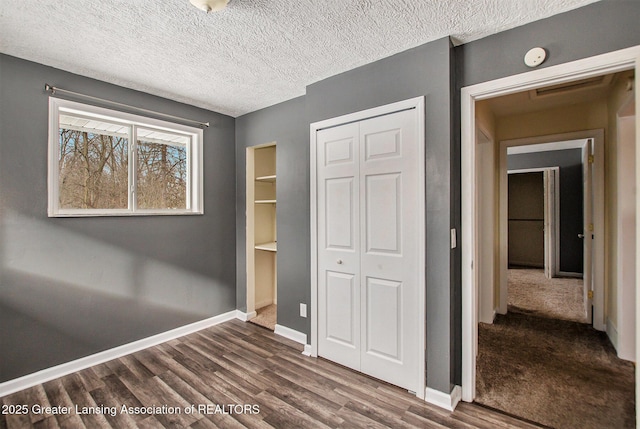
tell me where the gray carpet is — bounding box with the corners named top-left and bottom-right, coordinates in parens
top-left (249, 304), bottom-right (276, 330)
top-left (508, 268), bottom-right (586, 323)
top-left (476, 313), bottom-right (635, 429)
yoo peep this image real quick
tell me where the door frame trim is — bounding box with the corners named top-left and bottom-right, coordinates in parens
top-left (310, 96), bottom-right (426, 399)
top-left (501, 134), bottom-right (603, 325)
top-left (461, 45), bottom-right (640, 403)
top-left (615, 94), bottom-right (636, 361)
top-left (506, 166), bottom-right (560, 277)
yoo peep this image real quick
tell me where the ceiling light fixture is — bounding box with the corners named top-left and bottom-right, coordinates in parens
top-left (189, 0), bottom-right (229, 13)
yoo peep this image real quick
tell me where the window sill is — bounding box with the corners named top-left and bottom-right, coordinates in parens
top-left (48, 210), bottom-right (204, 218)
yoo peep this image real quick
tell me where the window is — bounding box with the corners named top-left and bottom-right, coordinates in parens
top-left (48, 98), bottom-right (203, 216)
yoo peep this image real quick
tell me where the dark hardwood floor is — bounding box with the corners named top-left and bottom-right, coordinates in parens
top-left (1, 319), bottom-right (542, 428)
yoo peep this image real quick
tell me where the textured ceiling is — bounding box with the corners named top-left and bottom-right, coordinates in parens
top-left (0, 0), bottom-right (601, 117)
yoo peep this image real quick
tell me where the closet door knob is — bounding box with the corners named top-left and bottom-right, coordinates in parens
top-left (578, 233), bottom-right (585, 239)
top-left (337, 259), bottom-right (343, 265)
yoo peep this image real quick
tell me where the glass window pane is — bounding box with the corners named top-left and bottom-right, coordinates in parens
top-left (136, 129), bottom-right (188, 210)
top-left (58, 115), bottom-right (129, 209)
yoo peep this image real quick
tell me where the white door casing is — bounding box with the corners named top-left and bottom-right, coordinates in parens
top-left (501, 137), bottom-right (601, 322)
top-left (476, 128), bottom-right (496, 325)
top-left (544, 168), bottom-right (559, 280)
top-left (311, 97), bottom-right (426, 397)
top-left (616, 99), bottom-right (636, 361)
top-left (499, 138), bottom-right (592, 318)
top-left (317, 122), bottom-right (361, 371)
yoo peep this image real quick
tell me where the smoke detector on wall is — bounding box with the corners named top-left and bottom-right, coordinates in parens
top-left (524, 47), bottom-right (547, 68)
top-left (189, 0), bottom-right (229, 13)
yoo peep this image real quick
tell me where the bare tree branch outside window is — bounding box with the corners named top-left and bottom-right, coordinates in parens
top-left (52, 105), bottom-right (200, 216)
top-left (59, 119), bottom-right (188, 211)
top-left (58, 128), bottom-right (128, 209)
top-left (137, 140), bottom-right (187, 210)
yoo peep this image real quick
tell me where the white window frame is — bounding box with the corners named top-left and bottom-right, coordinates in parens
top-left (48, 98), bottom-right (204, 217)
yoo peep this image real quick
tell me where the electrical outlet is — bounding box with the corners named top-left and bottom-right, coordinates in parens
top-left (300, 303), bottom-right (307, 318)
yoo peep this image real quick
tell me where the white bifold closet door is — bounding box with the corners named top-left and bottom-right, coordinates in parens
top-left (317, 109), bottom-right (420, 392)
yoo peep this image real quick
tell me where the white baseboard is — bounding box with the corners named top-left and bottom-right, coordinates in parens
top-left (479, 309), bottom-right (496, 325)
top-left (237, 317), bottom-right (311, 356)
top-left (274, 324), bottom-right (307, 345)
top-left (557, 271), bottom-right (583, 278)
top-left (0, 310), bottom-right (237, 397)
top-left (510, 261), bottom-right (544, 269)
top-left (425, 385), bottom-right (462, 411)
top-left (302, 344), bottom-right (313, 356)
top-left (606, 318), bottom-right (619, 351)
top-left (235, 310), bottom-right (257, 321)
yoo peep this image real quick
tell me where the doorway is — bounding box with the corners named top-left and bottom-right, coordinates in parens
top-left (461, 47), bottom-right (640, 402)
top-left (310, 97), bottom-right (426, 397)
top-left (499, 132), bottom-right (603, 324)
top-left (474, 103), bottom-right (631, 429)
top-left (502, 135), bottom-right (597, 326)
top-left (508, 161), bottom-right (590, 321)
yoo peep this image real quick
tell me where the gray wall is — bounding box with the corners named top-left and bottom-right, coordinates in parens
top-left (456, 0), bottom-right (640, 88)
top-left (508, 149), bottom-right (584, 273)
top-left (0, 54), bottom-right (237, 382)
top-left (236, 38), bottom-right (457, 394)
top-left (307, 37), bottom-right (457, 394)
top-left (236, 37), bottom-right (458, 394)
top-left (235, 96), bottom-right (309, 335)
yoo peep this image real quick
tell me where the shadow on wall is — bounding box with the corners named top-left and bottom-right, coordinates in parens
top-left (0, 209), bottom-right (233, 382)
top-left (2, 210), bottom-right (232, 315)
top-left (0, 271), bottom-right (201, 382)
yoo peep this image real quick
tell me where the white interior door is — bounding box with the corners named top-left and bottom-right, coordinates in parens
top-left (358, 110), bottom-right (419, 390)
top-left (317, 123), bottom-right (361, 371)
top-left (543, 169), bottom-right (558, 279)
top-left (582, 140), bottom-right (593, 322)
top-left (317, 109), bottom-right (420, 393)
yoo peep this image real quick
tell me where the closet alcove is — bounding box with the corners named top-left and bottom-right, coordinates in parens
top-left (246, 143), bottom-right (277, 330)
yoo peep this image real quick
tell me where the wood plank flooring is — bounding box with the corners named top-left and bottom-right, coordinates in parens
top-left (1, 319), bottom-right (543, 428)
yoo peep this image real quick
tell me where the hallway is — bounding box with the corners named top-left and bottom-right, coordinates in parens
top-left (476, 269), bottom-right (635, 428)
top-left (508, 268), bottom-right (586, 323)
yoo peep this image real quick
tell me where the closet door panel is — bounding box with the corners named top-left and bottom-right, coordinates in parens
top-left (365, 277), bottom-right (402, 361)
top-left (359, 109), bottom-right (419, 392)
top-left (317, 123), bottom-right (361, 371)
top-left (365, 173), bottom-right (402, 254)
